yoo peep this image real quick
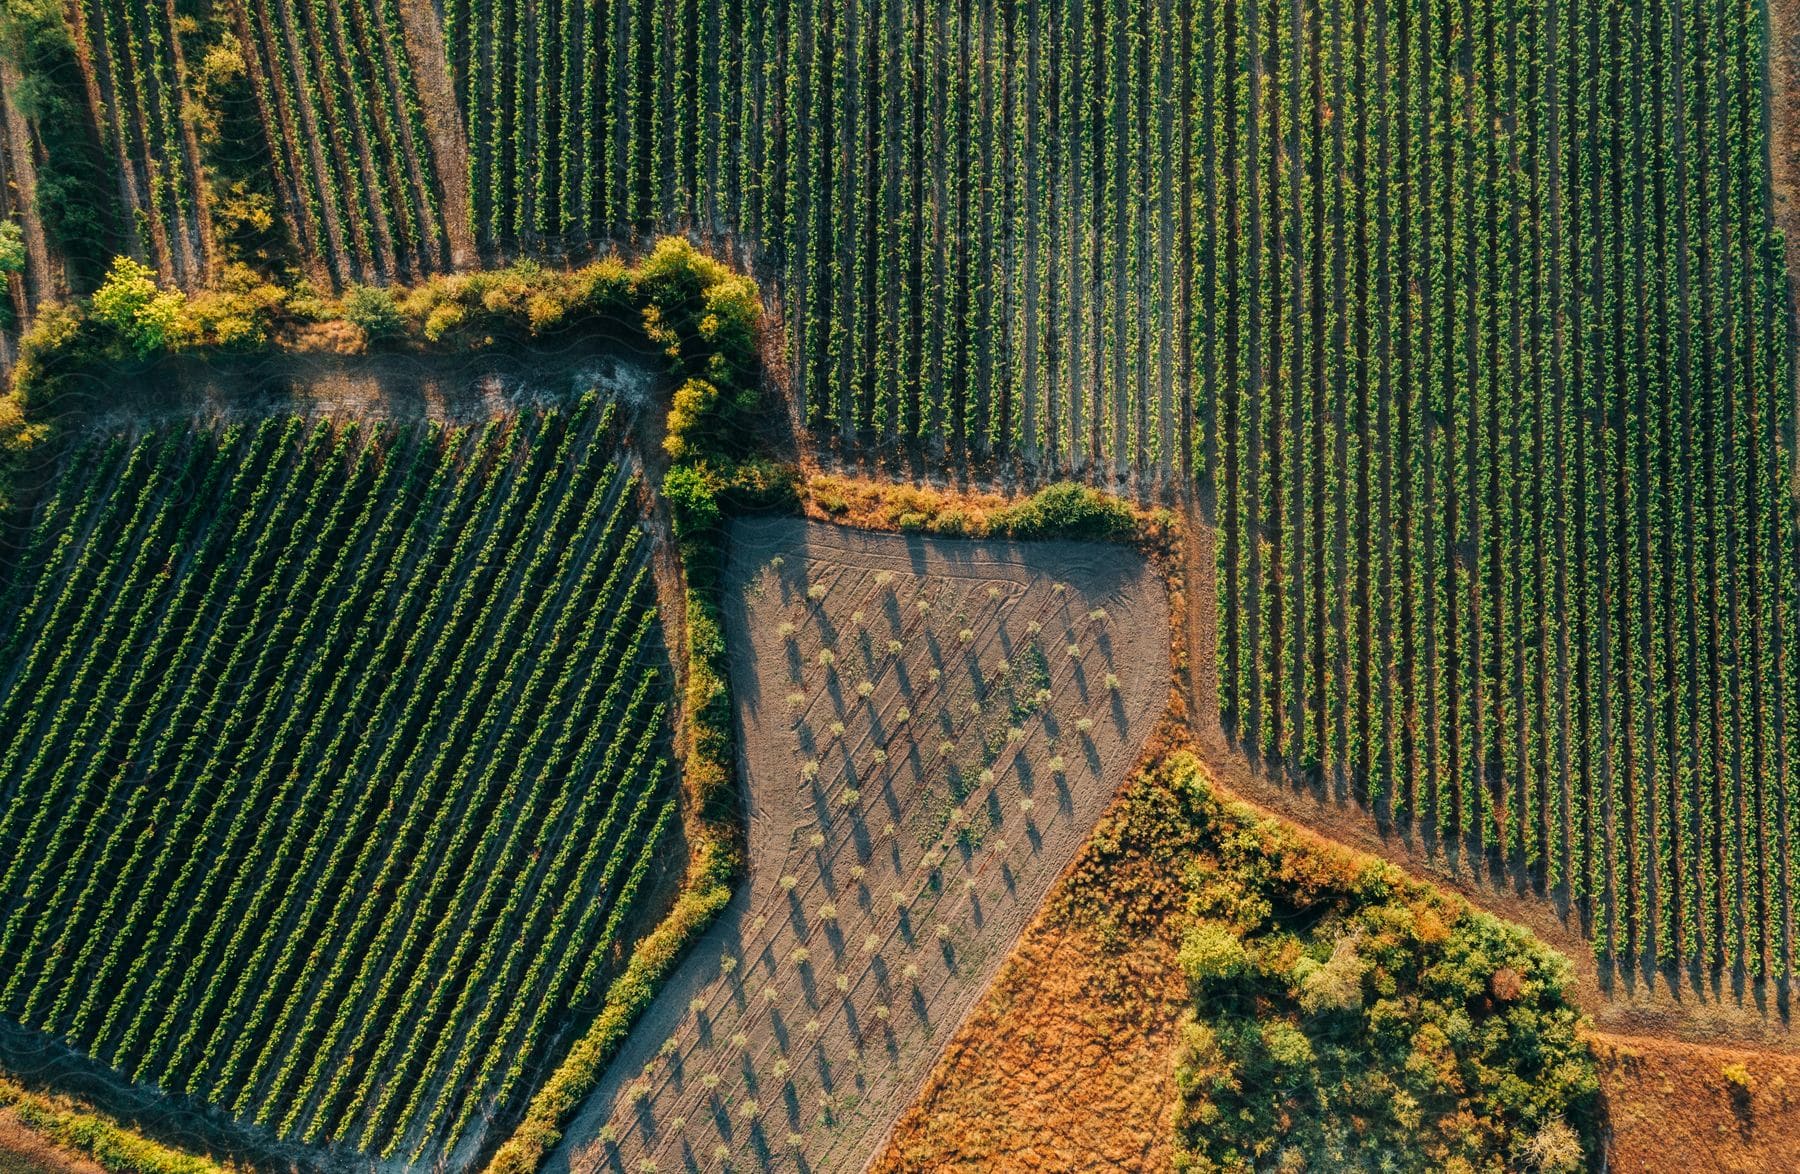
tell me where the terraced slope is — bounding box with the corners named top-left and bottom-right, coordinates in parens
top-left (0, 395), bottom-right (676, 1165)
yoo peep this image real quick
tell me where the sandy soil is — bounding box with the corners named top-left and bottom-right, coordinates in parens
top-left (548, 517), bottom-right (1169, 1173)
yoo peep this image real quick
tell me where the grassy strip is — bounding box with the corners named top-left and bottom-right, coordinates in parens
top-left (0, 1076), bottom-right (230, 1174)
top-left (799, 472), bottom-right (1175, 547)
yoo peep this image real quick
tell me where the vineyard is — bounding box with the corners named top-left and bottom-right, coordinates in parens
top-left (66, 0), bottom-right (212, 286)
top-left (0, 0), bottom-right (1796, 1164)
top-left (235, 0), bottom-right (451, 283)
top-left (433, 0), bottom-right (1800, 979)
top-left (0, 396), bottom-right (677, 1163)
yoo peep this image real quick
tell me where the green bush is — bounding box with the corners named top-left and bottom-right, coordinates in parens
top-left (341, 284), bottom-right (404, 340)
top-left (991, 481), bottom-right (1137, 540)
top-left (90, 258), bottom-right (185, 357)
top-left (0, 220), bottom-right (24, 274)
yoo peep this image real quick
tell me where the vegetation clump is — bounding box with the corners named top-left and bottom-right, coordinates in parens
top-left (1054, 753), bottom-right (1600, 1174)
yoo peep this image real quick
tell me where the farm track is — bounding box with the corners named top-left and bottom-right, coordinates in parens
top-left (549, 517), bottom-right (1170, 1173)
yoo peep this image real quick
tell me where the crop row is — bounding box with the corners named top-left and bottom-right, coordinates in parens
top-left (71, 0), bottom-right (209, 284)
top-left (239, 0), bottom-right (449, 284)
top-left (0, 397), bottom-right (679, 1162)
top-left (1202, 0), bottom-right (1796, 978)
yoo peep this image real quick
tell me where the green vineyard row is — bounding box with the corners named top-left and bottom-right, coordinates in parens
top-left (0, 396), bottom-right (676, 1162)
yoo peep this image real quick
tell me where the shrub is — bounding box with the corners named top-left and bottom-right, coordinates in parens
top-left (1179, 921), bottom-right (1251, 986)
top-left (662, 378), bottom-right (723, 461)
top-left (0, 221), bottom-right (23, 274)
top-left (990, 482), bottom-right (1137, 540)
top-left (91, 257), bottom-right (187, 356)
top-left (341, 284), bottom-right (404, 340)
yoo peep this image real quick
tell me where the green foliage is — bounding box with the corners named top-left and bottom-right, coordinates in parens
top-left (662, 378), bottom-right (722, 462)
top-left (1062, 753), bottom-right (1600, 1174)
top-left (341, 285), bottom-right (404, 341)
top-left (990, 482), bottom-right (1139, 541)
top-left (1177, 921), bottom-right (1251, 989)
top-left (90, 258), bottom-right (186, 357)
top-left (0, 1076), bottom-right (225, 1174)
top-left (0, 220), bottom-right (24, 274)
top-left (183, 28), bottom-right (290, 271)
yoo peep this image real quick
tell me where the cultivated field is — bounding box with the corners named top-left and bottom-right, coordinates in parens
top-left (412, 0), bottom-right (1800, 981)
top-left (0, 395), bottom-right (677, 1165)
top-left (550, 516), bottom-right (1169, 1172)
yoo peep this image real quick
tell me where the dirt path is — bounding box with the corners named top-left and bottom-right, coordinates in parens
top-left (548, 518), bottom-right (1170, 1173)
top-left (57, 341), bottom-right (661, 436)
top-left (395, 0), bottom-right (479, 270)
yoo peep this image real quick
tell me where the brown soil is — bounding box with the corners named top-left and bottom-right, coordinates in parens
top-left (548, 517), bottom-right (1170, 1173)
top-left (1595, 1032), bottom-right (1800, 1171)
top-left (57, 341), bottom-right (661, 436)
top-left (0, 1113), bottom-right (104, 1174)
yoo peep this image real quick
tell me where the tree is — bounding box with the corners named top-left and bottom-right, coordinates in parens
top-left (90, 257), bottom-right (185, 356)
top-left (342, 284), bottom-right (404, 340)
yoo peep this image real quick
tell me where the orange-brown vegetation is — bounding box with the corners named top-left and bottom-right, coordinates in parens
top-left (1595, 1033), bottom-right (1800, 1172)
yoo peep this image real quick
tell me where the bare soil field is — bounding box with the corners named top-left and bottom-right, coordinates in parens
top-left (1594, 1032), bottom-right (1800, 1171)
top-left (548, 517), bottom-right (1168, 1173)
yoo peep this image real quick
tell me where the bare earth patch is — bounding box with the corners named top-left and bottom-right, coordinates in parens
top-left (46, 343), bottom-right (660, 436)
top-left (549, 517), bottom-right (1168, 1172)
top-left (1594, 1033), bottom-right (1800, 1171)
